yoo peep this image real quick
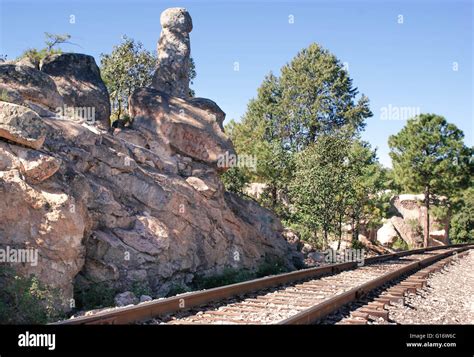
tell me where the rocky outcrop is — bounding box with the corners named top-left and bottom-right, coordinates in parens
top-left (0, 64), bottom-right (63, 115)
top-left (151, 7), bottom-right (193, 98)
top-left (376, 194), bottom-right (449, 248)
top-left (0, 8), bottom-right (302, 313)
top-left (40, 53), bottom-right (111, 129)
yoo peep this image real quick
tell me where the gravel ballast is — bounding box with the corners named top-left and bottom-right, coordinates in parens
top-left (386, 251), bottom-right (474, 324)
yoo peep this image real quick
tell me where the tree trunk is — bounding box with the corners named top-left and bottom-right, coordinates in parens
top-left (117, 98), bottom-right (122, 121)
top-left (337, 213), bottom-right (342, 250)
top-left (271, 185), bottom-right (277, 210)
top-left (424, 186), bottom-right (430, 248)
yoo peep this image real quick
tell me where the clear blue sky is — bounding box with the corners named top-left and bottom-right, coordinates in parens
top-left (1, 0), bottom-right (472, 167)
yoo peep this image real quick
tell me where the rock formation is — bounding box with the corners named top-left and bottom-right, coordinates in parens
top-left (0, 8), bottom-right (302, 313)
top-left (40, 53), bottom-right (111, 129)
top-left (377, 194), bottom-right (450, 248)
top-left (151, 7), bottom-right (193, 98)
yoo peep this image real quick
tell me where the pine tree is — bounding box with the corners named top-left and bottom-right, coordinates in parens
top-left (388, 114), bottom-right (472, 247)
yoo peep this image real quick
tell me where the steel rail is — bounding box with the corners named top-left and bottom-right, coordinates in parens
top-left (278, 245), bottom-right (472, 324)
top-left (52, 243), bottom-right (473, 325)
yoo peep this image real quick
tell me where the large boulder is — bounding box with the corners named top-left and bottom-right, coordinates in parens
top-left (376, 219), bottom-right (399, 246)
top-left (40, 53), bottom-right (111, 129)
top-left (0, 102), bottom-right (47, 149)
top-left (151, 7), bottom-right (193, 98)
top-left (129, 87), bottom-right (235, 169)
top-left (0, 64), bottom-right (63, 114)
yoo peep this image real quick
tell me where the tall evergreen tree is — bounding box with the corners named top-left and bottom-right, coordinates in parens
top-left (388, 114), bottom-right (472, 247)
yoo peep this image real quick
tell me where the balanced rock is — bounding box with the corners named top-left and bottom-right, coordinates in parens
top-left (151, 7), bottom-right (193, 98)
top-left (40, 53), bottom-right (111, 129)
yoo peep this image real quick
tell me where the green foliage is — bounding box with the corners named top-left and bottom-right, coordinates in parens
top-left (289, 129), bottom-right (354, 247)
top-left (100, 35), bottom-right (197, 123)
top-left (351, 239), bottom-right (365, 250)
top-left (406, 218), bottom-right (423, 237)
top-left (188, 57), bottom-right (197, 97)
top-left (220, 166), bottom-right (251, 195)
top-left (392, 237), bottom-right (409, 251)
top-left (130, 281), bottom-right (152, 298)
top-left (389, 114), bottom-right (471, 195)
top-left (0, 89), bottom-right (10, 102)
top-left (44, 32), bottom-right (72, 52)
top-left (226, 42), bottom-right (376, 248)
top-left (192, 258), bottom-right (290, 290)
top-left (345, 140), bottom-right (387, 238)
top-left (389, 114), bottom-right (472, 246)
top-left (74, 283), bottom-right (117, 310)
top-left (279, 43), bottom-right (372, 149)
top-left (100, 36), bottom-right (156, 122)
top-left (193, 268), bottom-right (254, 290)
top-left (255, 257), bottom-right (289, 277)
top-left (18, 32), bottom-right (71, 68)
top-left (0, 266), bottom-right (61, 324)
top-left (450, 186), bottom-right (474, 243)
top-left (166, 284), bottom-right (192, 297)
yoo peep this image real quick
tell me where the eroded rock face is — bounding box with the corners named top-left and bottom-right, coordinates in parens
top-left (0, 64), bottom-right (63, 114)
top-left (151, 7), bottom-right (193, 98)
top-left (0, 168), bottom-right (87, 310)
top-left (0, 99), bottom-right (300, 308)
top-left (129, 87), bottom-right (235, 168)
top-left (40, 53), bottom-right (111, 129)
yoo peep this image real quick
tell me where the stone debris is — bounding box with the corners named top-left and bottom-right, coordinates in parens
top-left (114, 291), bottom-right (139, 307)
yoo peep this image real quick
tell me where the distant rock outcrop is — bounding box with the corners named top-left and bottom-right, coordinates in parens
top-left (377, 194), bottom-right (449, 248)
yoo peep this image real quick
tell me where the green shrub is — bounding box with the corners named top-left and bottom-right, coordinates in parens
top-left (192, 257), bottom-right (290, 290)
top-left (0, 266), bottom-right (61, 324)
top-left (392, 237), bottom-right (409, 251)
top-left (130, 281), bottom-right (152, 298)
top-left (166, 284), bottom-right (192, 297)
top-left (74, 283), bottom-right (117, 310)
top-left (193, 267), bottom-right (254, 290)
top-left (255, 257), bottom-right (289, 277)
top-left (351, 239), bottom-right (365, 250)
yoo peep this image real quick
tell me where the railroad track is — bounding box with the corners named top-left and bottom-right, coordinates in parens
top-left (54, 244), bottom-right (473, 325)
